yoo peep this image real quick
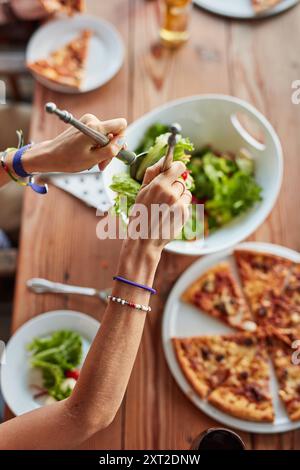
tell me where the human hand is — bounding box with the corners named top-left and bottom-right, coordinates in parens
top-left (127, 158), bottom-right (192, 252)
top-left (14, 114), bottom-right (127, 174)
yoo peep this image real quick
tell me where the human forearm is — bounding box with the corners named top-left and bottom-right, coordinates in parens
top-left (67, 240), bottom-right (161, 431)
top-left (0, 242), bottom-right (161, 449)
top-left (0, 144), bottom-right (50, 188)
top-left (0, 399), bottom-right (83, 450)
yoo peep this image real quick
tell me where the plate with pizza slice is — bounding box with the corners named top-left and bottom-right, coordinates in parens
top-left (193, 0), bottom-right (299, 19)
top-left (26, 14), bottom-right (124, 93)
top-left (162, 241), bottom-right (300, 433)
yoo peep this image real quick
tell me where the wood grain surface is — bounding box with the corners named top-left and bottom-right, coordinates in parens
top-left (5, 0), bottom-right (300, 449)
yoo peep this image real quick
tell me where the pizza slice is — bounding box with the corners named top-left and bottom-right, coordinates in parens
top-left (27, 30), bottom-right (91, 90)
top-left (208, 342), bottom-right (274, 422)
top-left (252, 0), bottom-right (283, 13)
top-left (269, 335), bottom-right (300, 421)
top-left (41, 0), bottom-right (85, 15)
top-left (283, 263), bottom-right (300, 310)
top-left (172, 332), bottom-right (260, 399)
top-left (181, 263), bottom-right (257, 332)
top-left (234, 250), bottom-right (292, 324)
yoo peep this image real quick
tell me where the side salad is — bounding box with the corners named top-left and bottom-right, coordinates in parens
top-left (27, 330), bottom-right (82, 402)
top-left (110, 124), bottom-right (262, 238)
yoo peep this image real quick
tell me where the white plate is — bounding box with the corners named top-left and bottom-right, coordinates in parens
top-left (103, 94), bottom-right (283, 256)
top-left (26, 14), bottom-right (124, 93)
top-left (1, 310), bottom-right (100, 416)
top-left (162, 242), bottom-right (300, 433)
top-left (193, 0), bottom-right (299, 19)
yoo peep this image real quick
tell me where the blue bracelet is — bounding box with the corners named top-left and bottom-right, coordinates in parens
top-left (12, 144), bottom-right (48, 195)
top-left (113, 276), bottom-right (157, 295)
top-left (13, 144), bottom-right (32, 178)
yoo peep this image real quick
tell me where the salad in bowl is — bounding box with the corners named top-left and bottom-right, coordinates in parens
top-left (103, 95), bottom-right (282, 256)
top-left (110, 123), bottom-right (262, 241)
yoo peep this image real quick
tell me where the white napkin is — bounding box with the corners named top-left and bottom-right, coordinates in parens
top-left (50, 171), bottom-right (112, 213)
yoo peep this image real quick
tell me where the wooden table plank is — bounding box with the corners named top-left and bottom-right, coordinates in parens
top-left (228, 7), bottom-right (300, 450)
top-left (6, 0), bottom-right (300, 450)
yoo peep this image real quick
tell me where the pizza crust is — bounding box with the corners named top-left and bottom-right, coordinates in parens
top-left (289, 407), bottom-right (300, 422)
top-left (172, 338), bottom-right (209, 398)
top-left (41, 0), bottom-right (85, 15)
top-left (252, 0), bottom-right (283, 13)
top-left (208, 387), bottom-right (274, 422)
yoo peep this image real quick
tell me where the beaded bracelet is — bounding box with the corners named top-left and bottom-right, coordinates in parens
top-left (108, 295), bottom-right (151, 313)
top-left (113, 275), bottom-right (157, 295)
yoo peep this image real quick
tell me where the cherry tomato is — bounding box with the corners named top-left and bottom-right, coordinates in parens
top-left (65, 369), bottom-right (80, 380)
top-left (181, 171), bottom-right (189, 181)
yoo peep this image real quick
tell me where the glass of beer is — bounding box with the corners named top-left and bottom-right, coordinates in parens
top-left (159, 0), bottom-right (192, 47)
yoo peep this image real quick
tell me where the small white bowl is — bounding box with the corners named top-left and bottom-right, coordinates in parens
top-left (1, 310), bottom-right (100, 416)
top-left (103, 95), bottom-right (283, 256)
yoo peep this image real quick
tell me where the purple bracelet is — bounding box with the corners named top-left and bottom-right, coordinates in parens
top-left (113, 276), bottom-right (157, 295)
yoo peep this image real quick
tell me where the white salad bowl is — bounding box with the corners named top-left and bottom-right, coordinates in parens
top-left (103, 95), bottom-right (283, 256)
top-left (1, 310), bottom-right (100, 416)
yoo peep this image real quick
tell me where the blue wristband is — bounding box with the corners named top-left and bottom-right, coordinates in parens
top-left (12, 145), bottom-right (32, 178)
top-left (113, 275), bottom-right (157, 295)
top-left (29, 180), bottom-right (48, 195)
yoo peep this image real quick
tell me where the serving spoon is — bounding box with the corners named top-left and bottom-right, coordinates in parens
top-left (45, 102), bottom-right (181, 175)
top-left (45, 102), bottom-right (147, 166)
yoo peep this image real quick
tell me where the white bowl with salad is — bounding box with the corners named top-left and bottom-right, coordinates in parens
top-left (1, 310), bottom-right (100, 416)
top-left (103, 95), bottom-right (282, 256)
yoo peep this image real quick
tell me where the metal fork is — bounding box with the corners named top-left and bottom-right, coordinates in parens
top-left (27, 278), bottom-right (111, 304)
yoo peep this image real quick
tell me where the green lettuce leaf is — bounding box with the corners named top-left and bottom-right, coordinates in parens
top-left (27, 330), bottom-right (82, 401)
top-left (135, 123), bottom-right (169, 155)
top-left (110, 173), bottom-right (142, 220)
top-left (135, 132), bottom-right (194, 182)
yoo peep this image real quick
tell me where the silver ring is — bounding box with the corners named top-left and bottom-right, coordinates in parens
top-left (173, 179), bottom-right (186, 196)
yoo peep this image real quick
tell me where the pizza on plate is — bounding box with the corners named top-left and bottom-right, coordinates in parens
top-left (41, 0), bottom-right (85, 15)
top-left (181, 263), bottom-right (257, 332)
top-left (172, 333), bottom-right (261, 399)
top-left (234, 250), bottom-right (292, 324)
top-left (27, 30), bottom-right (91, 90)
top-left (172, 249), bottom-right (300, 423)
top-left (208, 341), bottom-right (274, 422)
top-left (252, 0), bottom-right (283, 13)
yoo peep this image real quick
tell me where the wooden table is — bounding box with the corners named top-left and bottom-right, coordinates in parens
top-left (7, 0), bottom-right (300, 450)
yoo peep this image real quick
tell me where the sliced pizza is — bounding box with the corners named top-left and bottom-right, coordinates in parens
top-left (269, 335), bottom-right (300, 421)
top-left (287, 263), bottom-right (300, 297)
top-left (27, 30), bottom-right (91, 90)
top-left (257, 264), bottom-right (300, 335)
top-left (208, 342), bottom-right (274, 422)
top-left (172, 332), bottom-right (260, 399)
top-left (181, 263), bottom-right (256, 332)
top-left (268, 298), bottom-right (300, 333)
top-left (252, 0), bottom-right (283, 13)
top-left (41, 0), bottom-right (85, 15)
top-left (234, 250), bottom-right (292, 324)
